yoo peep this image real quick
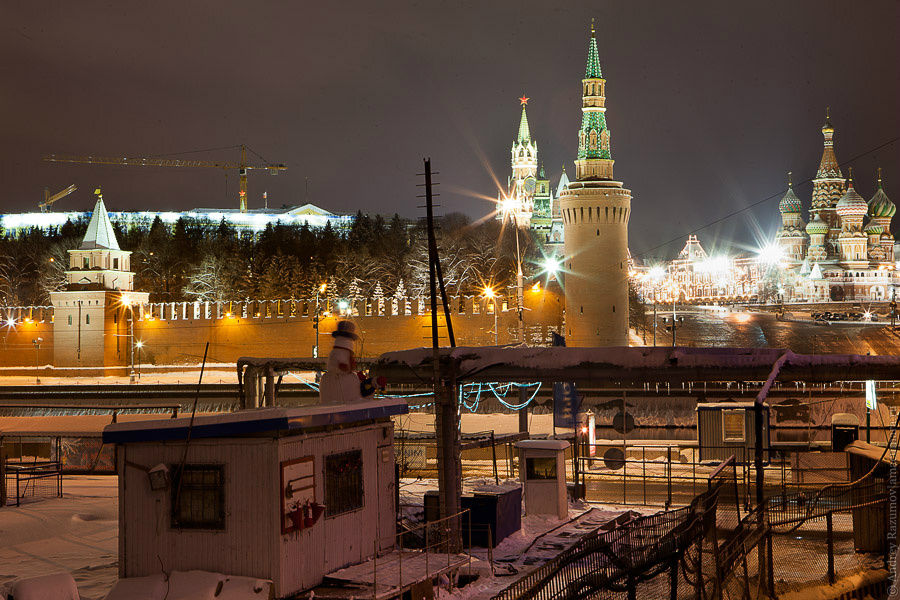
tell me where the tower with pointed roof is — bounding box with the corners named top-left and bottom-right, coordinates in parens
top-left (775, 172), bottom-right (808, 268)
top-left (810, 109), bottom-right (847, 262)
top-left (50, 189), bottom-right (149, 367)
top-left (502, 96), bottom-right (539, 228)
top-left (559, 21), bottom-right (632, 346)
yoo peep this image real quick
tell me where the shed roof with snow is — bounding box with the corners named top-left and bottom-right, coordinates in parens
top-left (102, 399), bottom-right (409, 444)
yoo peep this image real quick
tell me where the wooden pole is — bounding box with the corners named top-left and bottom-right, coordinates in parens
top-left (424, 158), bottom-right (461, 551)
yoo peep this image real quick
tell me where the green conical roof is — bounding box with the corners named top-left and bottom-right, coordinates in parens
top-left (517, 106), bottom-right (531, 143)
top-left (585, 25), bottom-right (602, 79)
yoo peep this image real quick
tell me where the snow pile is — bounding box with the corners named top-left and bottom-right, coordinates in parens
top-left (103, 571), bottom-right (272, 600)
top-left (6, 572), bottom-right (80, 600)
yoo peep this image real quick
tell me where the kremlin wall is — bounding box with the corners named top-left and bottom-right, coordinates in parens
top-left (0, 292), bottom-right (564, 370)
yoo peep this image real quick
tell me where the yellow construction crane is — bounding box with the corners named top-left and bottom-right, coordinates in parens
top-left (43, 145), bottom-right (287, 213)
top-left (39, 184), bottom-right (77, 212)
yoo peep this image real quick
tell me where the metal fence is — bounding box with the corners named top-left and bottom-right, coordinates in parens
top-left (3, 461), bottom-right (62, 506)
top-left (578, 443), bottom-right (852, 509)
top-left (0, 435), bottom-right (116, 474)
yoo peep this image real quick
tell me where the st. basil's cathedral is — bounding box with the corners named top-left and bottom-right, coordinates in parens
top-left (776, 112), bottom-right (896, 302)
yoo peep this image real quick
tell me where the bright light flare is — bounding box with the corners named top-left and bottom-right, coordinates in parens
top-left (757, 243), bottom-right (784, 266)
top-left (135, 340), bottom-right (144, 349)
top-left (542, 257), bottom-right (561, 276)
top-left (729, 312), bottom-right (752, 324)
top-left (648, 266), bottom-right (666, 281)
top-left (483, 286), bottom-right (496, 299)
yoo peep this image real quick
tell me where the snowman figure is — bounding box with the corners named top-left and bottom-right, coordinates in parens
top-left (319, 320), bottom-right (385, 404)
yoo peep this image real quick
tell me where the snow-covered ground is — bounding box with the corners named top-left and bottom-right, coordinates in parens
top-left (0, 476), bottom-right (118, 600)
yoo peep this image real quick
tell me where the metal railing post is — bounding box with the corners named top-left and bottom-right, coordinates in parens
top-left (826, 511), bottom-right (834, 584)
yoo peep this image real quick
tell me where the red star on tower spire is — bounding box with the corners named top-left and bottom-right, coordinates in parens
top-left (518, 95), bottom-right (529, 106)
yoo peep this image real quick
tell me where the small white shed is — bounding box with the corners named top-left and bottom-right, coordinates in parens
top-left (102, 399), bottom-right (408, 598)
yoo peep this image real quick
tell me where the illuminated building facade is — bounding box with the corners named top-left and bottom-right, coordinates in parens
top-left (1, 203), bottom-right (353, 236)
top-left (776, 114), bottom-right (897, 301)
top-left (632, 236), bottom-right (760, 303)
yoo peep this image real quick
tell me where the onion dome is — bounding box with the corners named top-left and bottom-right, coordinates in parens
top-left (868, 169), bottom-right (895, 218)
top-left (835, 170), bottom-right (867, 218)
top-left (779, 172), bottom-right (802, 213)
top-left (864, 220), bottom-right (884, 235)
top-left (806, 213), bottom-right (829, 235)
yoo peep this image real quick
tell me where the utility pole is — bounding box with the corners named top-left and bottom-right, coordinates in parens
top-left (422, 158), bottom-right (461, 551)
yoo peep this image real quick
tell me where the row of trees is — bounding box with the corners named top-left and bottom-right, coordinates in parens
top-left (0, 211), bottom-right (547, 306)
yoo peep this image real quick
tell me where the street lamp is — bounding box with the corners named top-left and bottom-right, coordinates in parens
top-left (648, 266), bottom-right (665, 347)
top-left (314, 282), bottom-right (327, 363)
top-left (120, 294), bottom-right (136, 383)
top-left (542, 256), bottom-right (560, 281)
top-left (32, 337), bottom-right (42, 385)
top-left (483, 286), bottom-right (499, 345)
top-left (135, 340), bottom-right (144, 381)
top-left (499, 196), bottom-right (525, 344)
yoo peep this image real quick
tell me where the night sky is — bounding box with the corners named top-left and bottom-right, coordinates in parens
top-left (4, 1), bottom-right (899, 261)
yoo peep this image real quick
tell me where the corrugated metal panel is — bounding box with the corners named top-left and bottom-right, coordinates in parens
top-left (120, 438), bottom-right (276, 580)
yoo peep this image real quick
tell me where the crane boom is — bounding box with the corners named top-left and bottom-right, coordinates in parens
top-left (39, 184), bottom-right (77, 212)
top-left (42, 145), bottom-right (287, 212)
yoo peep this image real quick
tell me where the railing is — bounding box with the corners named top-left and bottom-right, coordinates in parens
top-left (4, 461), bottom-right (62, 507)
top-left (491, 482), bottom-right (720, 600)
top-left (578, 443), bottom-right (852, 509)
top-left (370, 509), bottom-right (472, 600)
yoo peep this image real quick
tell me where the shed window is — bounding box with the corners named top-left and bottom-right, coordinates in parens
top-left (722, 410), bottom-right (746, 442)
top-left (170, 464), bottom-right (225, 529)
top-left (325, 450), bottom-right (363, 517)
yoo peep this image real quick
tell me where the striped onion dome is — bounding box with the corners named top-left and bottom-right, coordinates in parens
top-left (779, 184), bottom-right (802, 214)
top-left (864, 220), bottom-right (884, 235)
top-left (806, 213), bottom-right (829, 235)
top-left (835, 179), bottom-right (867, 218)
top-left (868, 172), bottom-right (895, 218)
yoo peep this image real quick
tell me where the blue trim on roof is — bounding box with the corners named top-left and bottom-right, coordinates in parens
top-left (102, 402), bottom-right (409, 445)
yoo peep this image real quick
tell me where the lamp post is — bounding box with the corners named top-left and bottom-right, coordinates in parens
top-left (313, 283), bottom-right (327, 382)
top-left (32, 337), bottom-right (42, 385)
top-left (499, 197), bottom-right (526, 344)
top-left (120, 294), bottom-right (136, 383)
top-left (483, 287), bottom-right (499, 345)
top-left (135, 341), bottom-right (143, 381)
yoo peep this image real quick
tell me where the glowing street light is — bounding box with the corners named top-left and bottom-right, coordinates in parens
top-left (134, 340), bottom-right (144, 380)
top-left (542, 256), bottom-right (561, 279)
top-left (483, 286), bottom-right (499, 344)
top-left (757, 243), bottom-right (784, 266)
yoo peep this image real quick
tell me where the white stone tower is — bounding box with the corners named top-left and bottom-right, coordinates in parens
top-left (559, 22), bottom-right (632, 347)
top-left (50, 189), bottom-right (148, 367)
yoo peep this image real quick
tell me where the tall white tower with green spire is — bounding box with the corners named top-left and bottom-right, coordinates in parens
top-left (559, 22), bottom-right (632, 347)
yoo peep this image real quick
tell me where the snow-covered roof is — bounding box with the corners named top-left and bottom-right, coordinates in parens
top-left (845, 440), bottom-right (897, 464)
top-left (102, 399), bottom-right (408, 444)
top-left (374, 346), bottom-right (900, 385)
top-left (80, 196), bottom-right (120, 250)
